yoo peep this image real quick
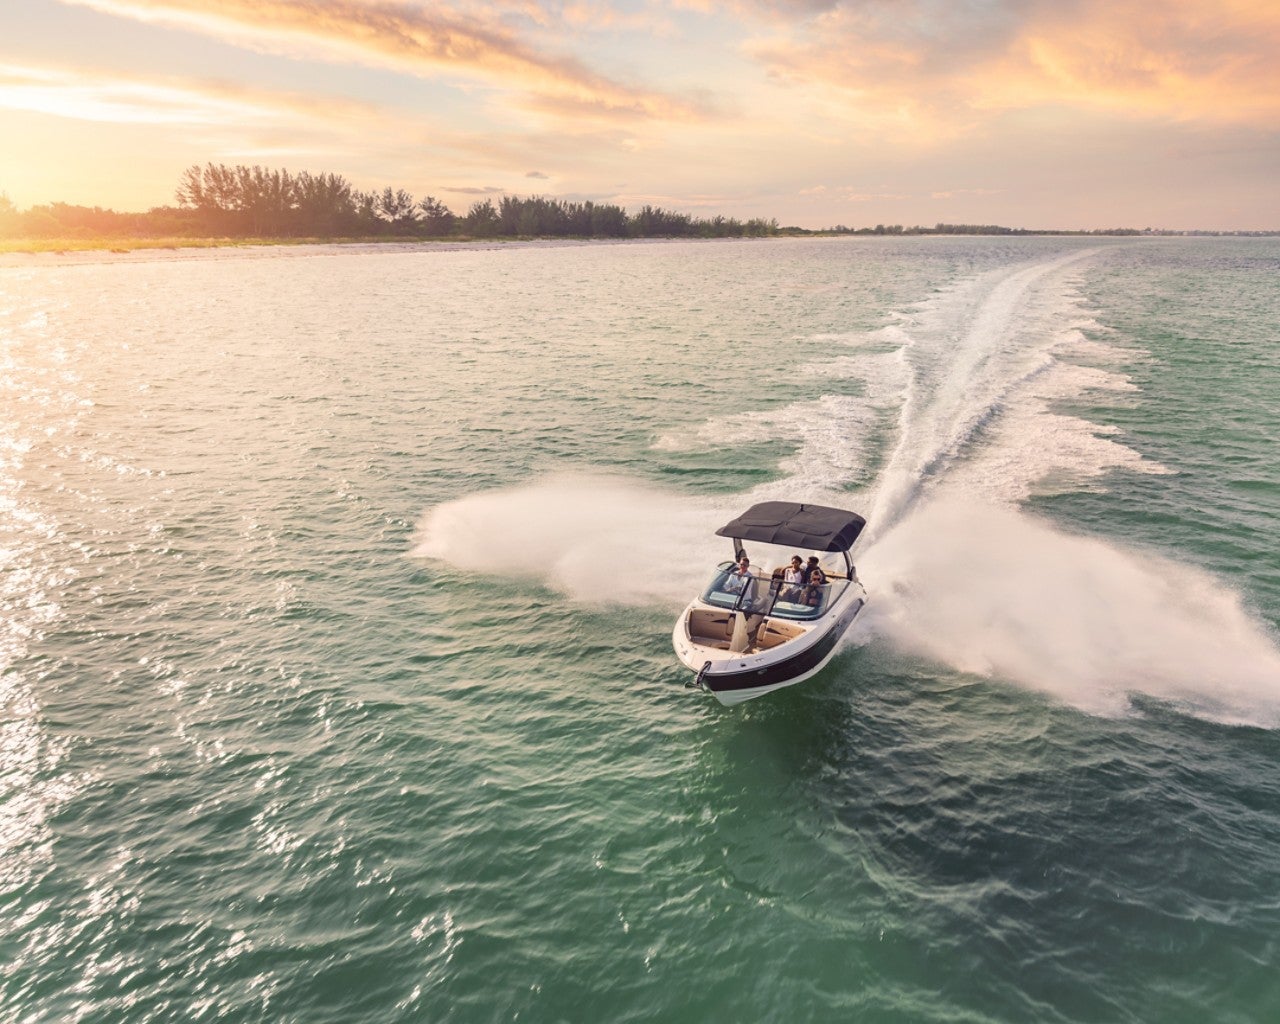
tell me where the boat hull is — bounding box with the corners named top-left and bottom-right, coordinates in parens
top-left (673, 589), bottom-right (865, 705)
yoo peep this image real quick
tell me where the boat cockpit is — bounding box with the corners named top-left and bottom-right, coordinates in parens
top-left (701, 561), bottom-right (850, 620)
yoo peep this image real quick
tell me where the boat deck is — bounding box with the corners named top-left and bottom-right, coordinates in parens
top-left (687, 607), bottom-right (808, 656)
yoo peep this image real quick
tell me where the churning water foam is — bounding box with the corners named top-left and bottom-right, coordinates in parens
top-left (860, 499), bottom-right (1280, 725)
top-left (410, 474), bottom-right (717, 606)
top-left (412, 247), bottom-right (1280, 724)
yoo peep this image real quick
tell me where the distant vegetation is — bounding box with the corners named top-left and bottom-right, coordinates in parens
top-left (0, 163), bottom-right (1274, 250)
top-left (0, 163), bottom-right (778, 245)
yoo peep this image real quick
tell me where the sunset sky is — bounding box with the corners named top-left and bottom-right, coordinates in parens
top-left (2, 0), bottom-right (1277, 230)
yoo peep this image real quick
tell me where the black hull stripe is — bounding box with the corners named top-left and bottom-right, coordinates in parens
top-left (706, 600), bottom-right (864, 693)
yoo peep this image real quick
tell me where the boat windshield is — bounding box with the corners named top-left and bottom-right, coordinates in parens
top-left (700, 562), bottom-right (847, 620)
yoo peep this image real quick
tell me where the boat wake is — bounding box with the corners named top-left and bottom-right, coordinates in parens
top-left (860, 499), bottom-right (1280, 725)
top-left (843, 247), bottom-right (1280, 725)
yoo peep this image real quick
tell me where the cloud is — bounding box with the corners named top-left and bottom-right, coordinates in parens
top-left (562, 0), bottom-right (679, 36)
top-left (797, 184), bottom-right (910, 202)
top-left (0, 60), bottom-right (377, 126)
top-left (931, 188), bottom-right (1004, 199)
top-left (743, 0), bottom-right (1280, 130)
top-left (525, 170), bottom-right (550, 179)
top-left (610, 190), bottom-right (743, 209)
top-left (0, 58), bottom-right (556, 202)
top-left (970, 1), bottom-right (1280, 123)
top-left (57, 0), bottom-right (708, 123)
top-left (517, 88), bottom-right (717, 122)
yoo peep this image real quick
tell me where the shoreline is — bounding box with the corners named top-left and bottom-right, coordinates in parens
top-left (2, 231), bottom-right (1272, 269)
top-left (0, 234), bottom-right (583, 255)
top-left (0, 235), bottom-right (709, 268)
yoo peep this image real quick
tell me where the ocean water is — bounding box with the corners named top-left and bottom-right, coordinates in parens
top-left (2, 236), bottom-right (1279, 1023)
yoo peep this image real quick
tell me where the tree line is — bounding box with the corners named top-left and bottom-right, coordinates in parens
top-left (824, 222), bottom-right (1147, 236)
top-left (0, 163), bottom-right (780, 241)
top-left (3, 167), bottom-right (1263, 242)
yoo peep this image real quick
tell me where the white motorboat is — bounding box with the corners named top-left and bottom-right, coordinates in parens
top-left (672, 501), bottom-right (868, 705)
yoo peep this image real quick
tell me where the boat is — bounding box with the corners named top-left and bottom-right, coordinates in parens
top-left (672, 501), bottom-right (868, 705)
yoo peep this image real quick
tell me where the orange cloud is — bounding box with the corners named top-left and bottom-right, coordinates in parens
top-left (58, 0), bottom-right (705, 122)
top-left (745, 0), bottom-right (1280, 129)
top-left (971, 0), bottom-right (1280, 123)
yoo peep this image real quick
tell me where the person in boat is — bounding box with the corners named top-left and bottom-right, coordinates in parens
top-left (802, 556), bottom-right (821, 583)
top-left (725, 554), bottom-right (755, 594)
top-left (783, 555), bottom-right (805, 599)
top-left (802, 567), bottom-right (826, 607)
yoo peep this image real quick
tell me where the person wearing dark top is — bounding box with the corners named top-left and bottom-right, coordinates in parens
top-left (802, 567), bottom-right (826, 607)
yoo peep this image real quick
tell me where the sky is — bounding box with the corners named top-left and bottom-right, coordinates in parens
top-left (1, 0), bottom-right (1277, 230)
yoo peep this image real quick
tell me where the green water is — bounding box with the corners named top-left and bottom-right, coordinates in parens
top-left (2, 237), bottom-right (1278, 1022)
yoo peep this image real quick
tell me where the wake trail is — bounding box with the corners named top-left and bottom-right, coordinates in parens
top-left (849, 245), bottom-right (1280, 726)
top-left (862, 246), bottom-right (1104, 543)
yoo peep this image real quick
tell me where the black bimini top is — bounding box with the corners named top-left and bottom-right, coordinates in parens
top-left (715, 501), bottom-right (867, 553)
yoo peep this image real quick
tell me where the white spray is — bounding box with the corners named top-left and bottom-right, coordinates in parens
top-left (410, 474), bottom-right (720, 606)
top-left (860, 499), bottom-right (1280, 725)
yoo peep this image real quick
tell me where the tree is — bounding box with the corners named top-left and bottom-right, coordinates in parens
top-left (377, 187), bottom-right (419, 230)
top-left (0, 192), bottom-right (16, 237)
top-left (588, 202), bottom-right (627, 238)
top-left (630, 204), bottom-right (692, 237)
top-left (174, 165), bottom-right (207, 211)
top-left (418, 195), bottom-right (455, 236)
top-left (499, 194), bottom-right (524, 236)
top-left (463, 198), bottom-right (500, 237)
top-left (744, 217), bottom-right (778, 237)
top-left (294, 172), bottom-right (357, 236)
top-left (353, 191), bottom-right (379, 233)
top-left (236, 165), bottom-right (294, 235)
